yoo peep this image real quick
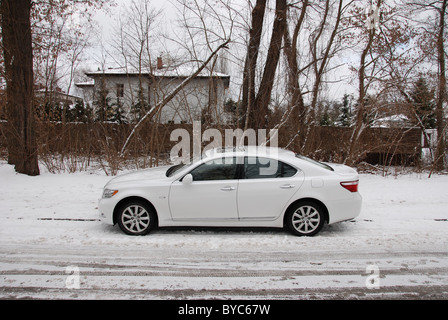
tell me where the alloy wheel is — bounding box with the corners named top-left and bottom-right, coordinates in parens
top-left (291, 205), bottom-right (322, 235)
top-left (120, 204), bottom-right (151, 234)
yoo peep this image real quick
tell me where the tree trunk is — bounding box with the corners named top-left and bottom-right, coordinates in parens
top-left (253, 0), bottom-right (287, 129)
top-left (284, 0), bottom-right (308, 115)
top-left (282, 0), bottom-right (308, 151)
top-left (1, 0), bottom-right (40, 175)
top-left (435, 0), bottom-right (447, 171)
top-left (242, 0), bottom-right (267, 130)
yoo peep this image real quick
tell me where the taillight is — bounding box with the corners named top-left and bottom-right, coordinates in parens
top-left (340, 180), bottom-right (359, 192)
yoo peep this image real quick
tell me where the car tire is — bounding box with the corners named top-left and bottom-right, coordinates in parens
top-left (285, 200), bottom-right (326, 236)
top-left (116, 200), bottom-right (156, 236)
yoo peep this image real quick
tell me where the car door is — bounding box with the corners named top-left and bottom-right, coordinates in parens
top-left (237, 156), bottom-right (305, 220)
top-left (169, 157), bottom-right (239, 221)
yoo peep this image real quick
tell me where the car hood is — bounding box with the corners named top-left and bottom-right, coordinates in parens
top-left (106, 166), bottom-right (170, 186)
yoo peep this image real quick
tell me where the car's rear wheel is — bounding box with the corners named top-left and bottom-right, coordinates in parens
top-left (117, 200), bottom-right (156, 235)
top-left (286, 200), bottom-right (325, 236)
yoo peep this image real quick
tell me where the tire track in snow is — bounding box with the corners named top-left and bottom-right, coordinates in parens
top-left (1, 245), bottom-right (447, 299)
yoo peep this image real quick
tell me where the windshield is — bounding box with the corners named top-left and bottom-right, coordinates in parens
top-left (295, 154), bottom-right (334, 171)
top-left (166, 163), bottom-right (187, 177)
top-left (166, 155), bottom-right (202, 177)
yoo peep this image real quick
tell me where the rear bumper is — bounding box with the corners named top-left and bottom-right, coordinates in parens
top-left (327, 192), bottom-right (362, 224)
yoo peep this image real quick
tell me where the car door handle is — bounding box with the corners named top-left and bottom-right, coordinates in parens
top-left (221, 186), bottom-right (236, 191)
top-left (280, 184), bottom-right (295, 189)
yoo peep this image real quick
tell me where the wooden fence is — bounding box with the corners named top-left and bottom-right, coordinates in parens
top-left (0, 122), bottom-right (422, 168)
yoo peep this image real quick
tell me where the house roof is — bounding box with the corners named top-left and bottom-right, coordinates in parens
top-left (371, 114), bottom-right (414, 128)
top-left (35, 88), bottom-right (82, 100)
top-left (84, 62), bottom-right (230, 79)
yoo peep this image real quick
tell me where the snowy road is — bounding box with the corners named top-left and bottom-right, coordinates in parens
top-left (0, 163), bottom-right (448, 299)
top-left (1, 242), bottom-right (448, 299)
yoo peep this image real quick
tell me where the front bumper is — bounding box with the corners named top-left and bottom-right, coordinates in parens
top-left (98, 197), bottom-right (116, 225)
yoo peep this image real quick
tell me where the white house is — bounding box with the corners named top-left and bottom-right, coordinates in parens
top-left (35, 87), bottom-right (83, 105)
top-left (75, 58), bottom-right (230, 124)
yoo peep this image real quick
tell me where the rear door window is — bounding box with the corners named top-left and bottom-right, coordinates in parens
top-left (243, 157), bottom-right (297, 179)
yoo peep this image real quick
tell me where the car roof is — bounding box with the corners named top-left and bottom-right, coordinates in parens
top-left (204, 146), bottom-right (296, 160)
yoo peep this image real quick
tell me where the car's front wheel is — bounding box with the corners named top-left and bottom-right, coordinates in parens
top-left (285, 201), bottom-right (326, 236)
top-left (116, 200), bottom-right (156, 236)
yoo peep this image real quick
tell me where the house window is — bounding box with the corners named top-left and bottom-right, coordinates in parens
top-left (116, 83), bottom-right (124, 98)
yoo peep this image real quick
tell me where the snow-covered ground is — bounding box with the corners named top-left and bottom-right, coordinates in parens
top-left (0, 162), bottom-right (447, 299)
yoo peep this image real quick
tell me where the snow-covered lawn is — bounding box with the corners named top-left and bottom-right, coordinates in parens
top-left (1, 162), bottom-right (447, 250)
top-left (0, 162), bottom-right (447, 299)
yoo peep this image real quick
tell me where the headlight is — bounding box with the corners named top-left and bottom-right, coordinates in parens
top-left (102, 189), bottom-right (118, 198)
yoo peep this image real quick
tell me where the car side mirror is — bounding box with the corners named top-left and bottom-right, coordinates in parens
top-left (182, 173), bottom-right (193, 184)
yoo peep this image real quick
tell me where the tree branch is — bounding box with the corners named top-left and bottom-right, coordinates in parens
top-left (120, 38), bottom-right (231, 156)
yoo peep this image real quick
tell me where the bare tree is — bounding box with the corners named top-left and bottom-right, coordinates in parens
top-left (405, 0), bottom-right (448, 171)
top-left (1, 0), bottom-right (40, 175)
top-left (434, 0), bottom-right (448, 171)
top-left (421, 0), bottom-right (448, 171)
top-left (363, 0), bottom-right (448, 171)
top-left (301, 0), bottom-right (347, 154)
top-left (109, 0), bottom-right (161, 117)
top-left (241, 0), bottom-right (267, 130)
top-left (346, 0), bottom-right (383, 165)
top-left (32, 0), bottom-right (109, 105)
top-left (120, 39), bottom-right (230, 156)
top-left (253, 0), bottom-right (287, 129)
top-left (283, 0), bottom-right (308, 131)
top-left (170, 0), bottom-right (236, 123)
top-left (273, 0), bottom-right (352, 154)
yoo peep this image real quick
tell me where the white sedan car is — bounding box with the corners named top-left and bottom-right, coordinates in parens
top-left (99, 147), bottom-right (362, 236)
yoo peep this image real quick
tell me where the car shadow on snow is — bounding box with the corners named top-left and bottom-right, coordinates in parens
top-left (105, 220), bottom-right (358, 237)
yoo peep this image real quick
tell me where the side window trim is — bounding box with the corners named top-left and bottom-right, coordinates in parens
top-left (188, 157), bottom-right (239, 181)
top-left (242, 156), bottom-right (298, 179)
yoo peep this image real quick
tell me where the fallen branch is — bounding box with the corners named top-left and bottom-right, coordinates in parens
top-left (120, 39), bottom-right (231, 157)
